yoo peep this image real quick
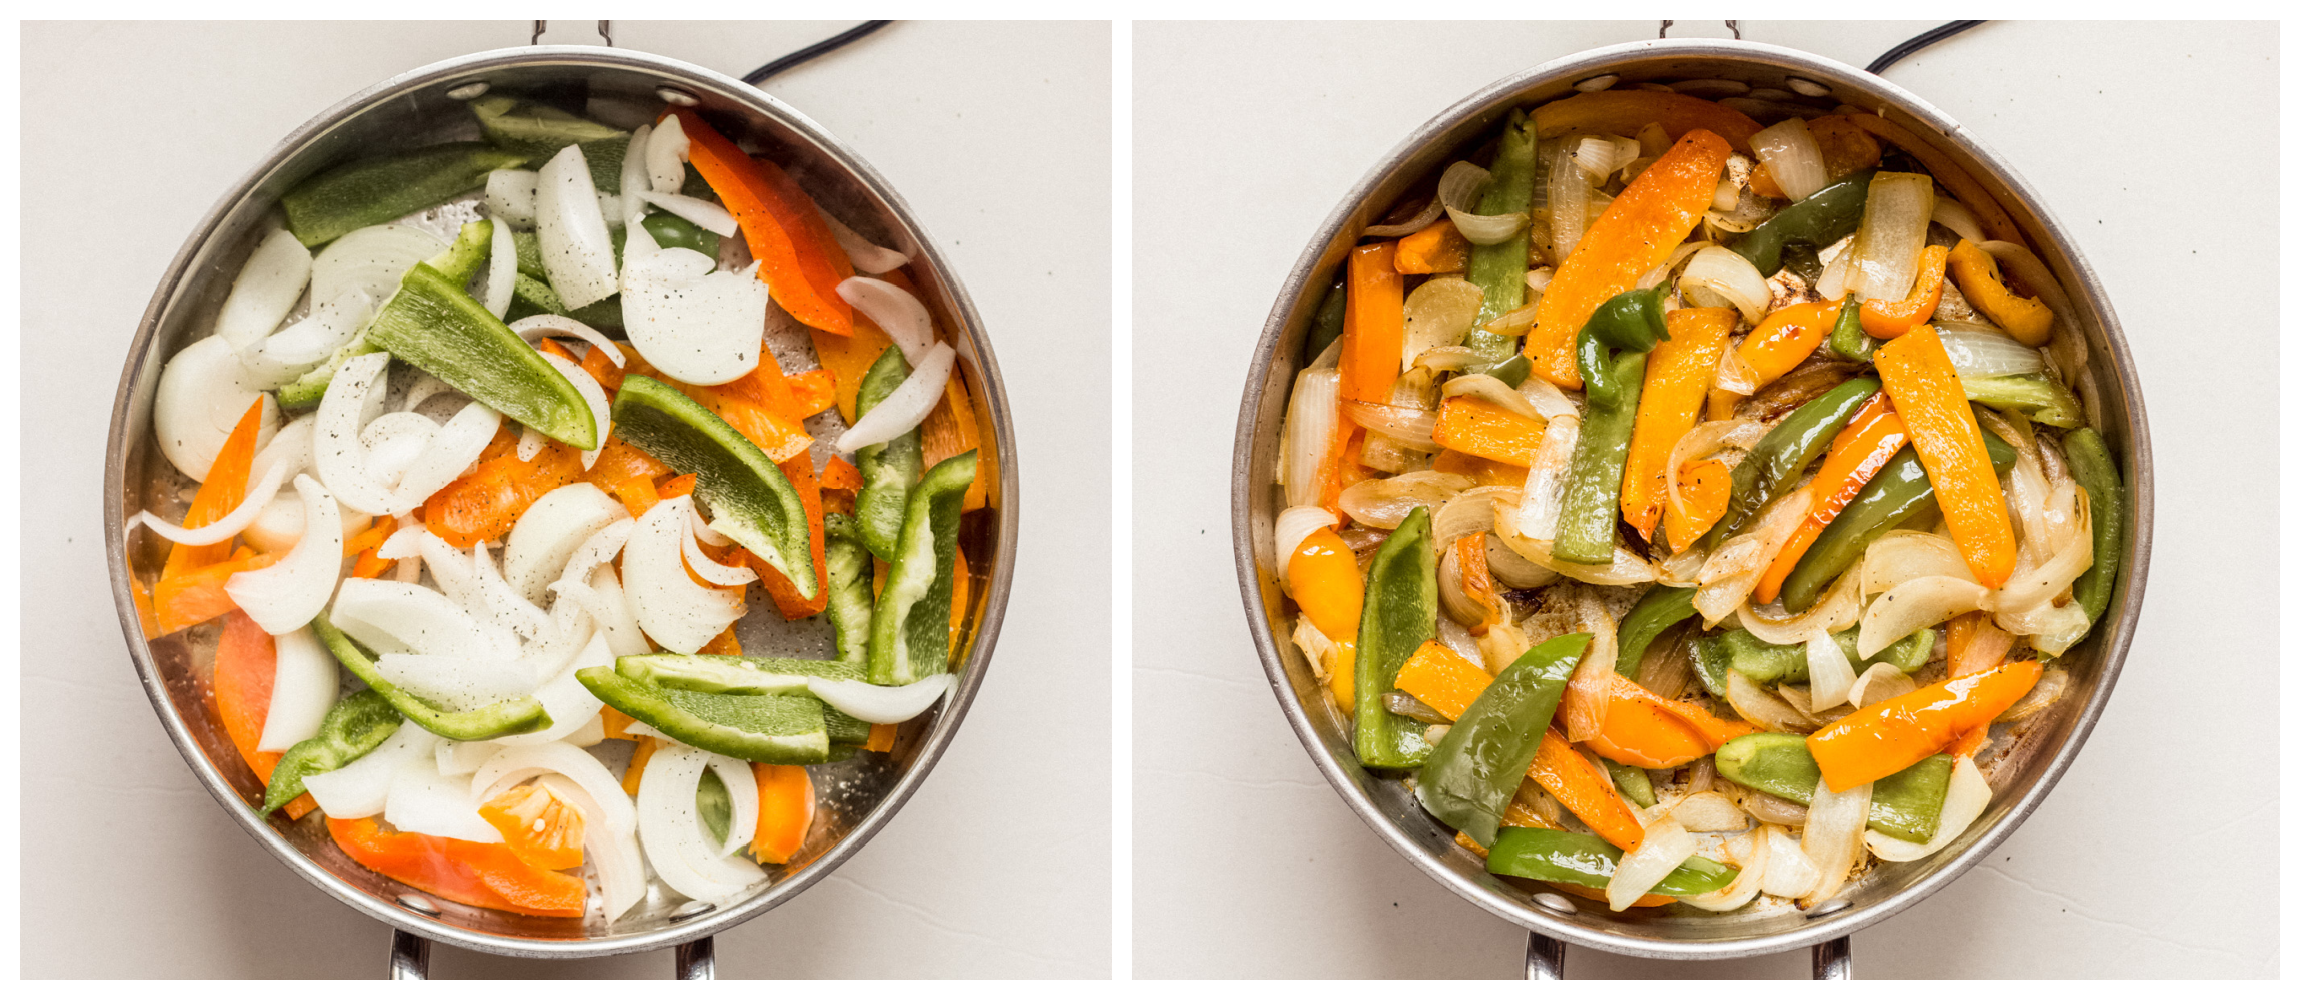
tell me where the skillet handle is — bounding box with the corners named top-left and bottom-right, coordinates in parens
top-left (387, 929), bottom-right (718, 979)
top-left (1523, 933), bottom-right (1853, 978)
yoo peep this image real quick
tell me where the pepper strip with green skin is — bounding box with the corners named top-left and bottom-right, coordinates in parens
top-left (641, 210), bottom-right (720, 259)
top-left (698, 768), bottom-right (733, 844)
top-left (1573, 287), bottom-right (1671, 409)
top-left (1486, 354), bottom-right (1532, 388)
top-left (1614, 585), bottom-right (1697, 679)
top-left (617, 652), bottom-right (870, 744)
top-left (1703, 377), bottom-right (1880, 546)
top-left (1688, 633), bottom-right (1732, 699)
top-left (2061, 427), bottom-right (2125, 623)
top-left (1826, 292), bottom-right (1875, 363)
top-left (1415, 633), bottom-right (1589, 846)
top-left (1964, 374), bottom-right (2084, 428)
top-left (1603, 759), bottom-right (1659, 809)
top-left (612, 375), bottom-right (816, 599)
top-left (311, 618), bottom-right (550, 740)
top-left (1303, 275), bottom-right (1348, 365)
top-left (1463, 110), bottom-right (1540, 372)
top-left (428, 219), bottom-right (495, 288)
top-left (1730, 168), bottom-right (1877, 277)
top-left (1779, 424), bottom-right (2019, 612)
top-left (1354, 505), bottom-right (1438, 769)
top-left (470, 96), bottom-right (627, 166)
top-left (853, 347), bottom-right (924, 562)
top-left (1486, 827), bottom-right (1739, 896)
top-left (260, 690), bottom-right (402, 815)
top-left (868, 451), bottom-right (977, 686)
top-left (822, 512), bottom-right (876, 670)
top-left (281, 142), bottom-right (528, 247)
top-left (1714, 732), bottom-right (1953, 842)
top-left (577, 666), bottom-right (831, 764)
top-left (1554, 288), bottom-right (1671, 564)
top-left (1716, 624), bottom-right (1935, 684)
top-left (363, 262), bottom-right (600, 449)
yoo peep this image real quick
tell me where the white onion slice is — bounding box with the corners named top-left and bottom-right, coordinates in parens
top-left (302, 721), bottom-right (435, 818)
top-left (681, 518), bottom-right (758, 587)
top-left (538, 353), bottom-right (611, 470)
top-left (822, 210), bottom-right (909, 274)
top-left (535, 144), bottom-right (619, 309)
top-left (1683, 824), bottom-right (1770, 912)
top-left (224, 475), bottom-right (344, 634)
top-left (250, 413), bottom-right (315, 485)
top-left (706, 753), bottom-right (760, 857)
top-left (622, 496), bottom-right (746, 654)
top-left (1761, 832), bottom-right (1823, 898)
top-left (132, 458), bottom-right (290, 547)
top-left (1936, 321), bottom-right (2044, 377)
top-left (359, 411), bottom-right (436, 489)
top-left (1607, 817), bottom-right (1695, 911)
top-left (1805, 632), bottom-right (1858, 711)
top-left (1340, 401), bottom-right (1440, 453)
top-left (314, 224), bottom-right (447, 318)
top-left (618, 123), bottom-right (654, 223)
top-left (331, 577), bottom-right (519, 659)
top-left (1278, 370), bottom-right (1341, 508)
top-left (645, 114), bottom-right (689, 194)
top-left (386, 400), bottom-right (500, 515)
top-left (1273, 505), bottom-right (1341, 585)
top-left (1516, 413), bottom-right (1580, 541)
top-left (808, 675), bottom-right (954, 725)
top-left (484, 169), bottom-right (540, 228)
top-left (473, 736), bottom-right (636, 836)
top-left (238, 292), bottom-right (374, 390)
top-left (621, 248), bottom-right (770, 386)
top-left (1847, 662), bottom-right (1918, 709)
top-left (470, 541), bottom-right (554, 641)
top-left (1862, 530), bottom-right (1976, 596)
top-left (482, 215), bottom-right (516, 319)
top-left (636, 189), bottom-right (739, 237)
top-left (154, 336), bottom-right (280, 483)
top-left (1864, 756), bottom-right (1991, 863)
top-left (436, 740), bottom-right (501, 778)
top-left (556, 518), bottom-right (637, 593)
top-left (835, 276), bottom-right (935, 364)
top-left (385, 752), bottom-right (502, 843)
top-left (312, 351), bottom-right (398, 515)
top-left (215, 227), bottom-right (313, 352)
top-left (256, 626), bottom-right (339, 751)
top-left (1692, 490), bottom-right (1813, 626)
top-left (1548, 140), bottom-right (1593, 261)
top-left (635, 742), bottom-right (767, 905)
top-left (1680, 246), bottom-right (1772, 324)
top-left (1437, 160), bottom-right (1528, 245)
top-left (504, 483), bottom-right (628, 603)
top-left (1930, 198), bottom-right (1986, 247)
top-left (507, 315), bottom-right (627, 369)
top-left (1800, 778), bottom-right (1873, 905)
top-left (835, 341), bottom-right (955, 452)
top-left (1858, 576), bottom-right (1991, 657)
top-left (1336, 471), bottom-right (1468, 531)
top-left (1439, 373), bottom-right (1545, 422)
top-left (690, 507), bottom-right (732, 547)
top-left (1842, 172), bottom-right (1935, 302)
top-left (491, 631), bottom-right (614, 748)
top-left (558, 565), bottom-right (650, 657)
top-left (1750, 117), bottom-right (1828, 201)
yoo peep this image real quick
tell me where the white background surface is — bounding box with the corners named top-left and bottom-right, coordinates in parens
top-left (1131, 20), bottom-right (2278, 978)
top-left (20, 20), bottom-right (1110, 978)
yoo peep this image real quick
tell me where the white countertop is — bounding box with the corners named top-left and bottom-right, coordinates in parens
top-left (1130, 19), bottom-right (2279, 978)
top-left (22, 20), bottom-right (1111, 978)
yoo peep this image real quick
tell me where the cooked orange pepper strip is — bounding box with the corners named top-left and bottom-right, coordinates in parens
top-left (1584, 674), bottom-right (1756, 768)
top-left (1945, 610), bottom-right (2015, 678)
top-left (1807, 115), bottom-right (1883, 178)
top-left (1544, 881), bottom-right (1674, 908)
top-left (1318, 427), bottom-right (1372, 522)
top-left (1706, 299), bottom-right (1840, 420)
top-left (1810, 659), bottom-right (2041, 790)
top-left (1621, 307), bottom-right (1735, 540)
top-left (1532, 91), bottom-right (1763, 152)
top-left (1662, 458), bottom-right (1731, 554)
top-left (1429, 448), bottom-right (1527, 488)
top-left (1338, 242), bottom-right (1405, 405)
top-left (162, 397), bottom-right (266, 579)
top-left (750, 763), bottom-right (816, 864)
top-left (1746, 160), bottom-right (1787, 200)
top-left (1754, 394), bottom-right (1907, 605)
top-left (1948, 724), bottom-right (1991, 759)
top-left (1391, 640), bottom-right (1492, 721)
top-left (1525, 129), bottom-right (1731, 387)
top-left (1945, 239), bottom-right (2054, 346)
top-left (1874, 325), bottom-right (2017, 588)
top-left (671, 109), bottom-right (854, 335)
top-left (212, 609), bottom-right (316, 819)
top-left (1860, 244), bottom-right (1950, 338)
top-left (1287, 526), bottom-right (1364, 642)
top-left (1394, 218), bottom-right (1470, 274)
top-left (1429, 395), bottom-right (1546, 467)
top-left (1528, 730), bottom-right (1644, 852)
top-left (1454, 534), bottom-right (1502, 634)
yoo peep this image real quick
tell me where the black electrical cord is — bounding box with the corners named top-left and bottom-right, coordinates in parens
top-left (743, 20), bottom-right (893, 85)
top-left (1867, 20), bottom-right (1987, 75)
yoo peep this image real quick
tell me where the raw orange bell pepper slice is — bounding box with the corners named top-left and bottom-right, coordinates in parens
top-left (163, 397), bottom-right (266, 579)
top-left (1621, 307), bottom-right (1734, 540)
top-left (948, 545), bottom-right (972, 660)
top-left (813, 316), bottom-right (897, 425)
top-left (1525, 129), bottom-right (1731, 387)
top-left (621, 738), bottom-right (659, 797)
top-left (327, 816), bottom-right (586, 918)
top-left (671, 109), bottom-right (853, 335)
top-left (1662, 458), bottom-right (1730, 554)
top-left (1391, 640), bottom-right (1492, 721)
top-left (1532, 91), bottom-right (1763, 152)
top-left (1338, 241), bottom-right (1405, 406)
top-left (1429, 449), bottom-right (1527, 488)
top-left (1809, 658), bottom-right (2042, 791)
top-left (750, 763), bottom-right (816, 864)
top-left (1527, 730), bottom-right (1644, 852)
top-left (580, 435), bottom-right (673, 493)
top-left (424, 439), bottom-right (585, 548)
top-left (1430, 395), bottom-right (1547, 467)
top-left (212, 609), bottom-right (315, 819)
top-left (478, 783), bottom-right (587, 871)
top-left (921, 372), bottom-right (992, 512)
top-left (1754, 394), bottom-right (1907, 605)
top-left (1287, 526), bottom-right (1363, 642)
top-left (754, 451), bottom-right (828, 620)
top-left (1707, 299), bottom-right (1840, 420)
top-left (1395, 218), bottom-right (1470, 274)
top-left (1874, 325), bottom-right (2017, 588)
top-left (785, 369), bottom-right (837, 419)
top-left (153, 548), bottom-right (284, 636)
top-left (820, 454), bottom-right (864, 493)
top-left (1860, 244), bottom-right (1950, 338)
top-left (1945, 239), bottom-right (2054, 346)
top-left (699, 624), bottom-right (743, 656)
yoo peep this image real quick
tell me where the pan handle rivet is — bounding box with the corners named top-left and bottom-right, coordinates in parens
top-left (396, 894), bottom-right (442, 916)
top-left (669, 900), bottom-right (717, 923)
top-left (656, 85), bottom-right (701, 107)
top-left (445, 82), bottom-right (490, 101)
top-left (1532, 892), bottom-right (1576, 914)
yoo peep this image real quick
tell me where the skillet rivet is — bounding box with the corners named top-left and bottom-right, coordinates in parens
top-left (656, 85), bottom-right (702, 107)
top-left (397, 894), bottom-right (442, 916)
top-left (445, 82), bottom-right (490, 101)
top-left (1574, 74), bottom-right (1620, 93)
top-left (1533, 892), bottom-right (1576, 914)
top-left (1787, 77), bottom-right (1831, 98)
top-left (669, 900), bottom-right (716, 923)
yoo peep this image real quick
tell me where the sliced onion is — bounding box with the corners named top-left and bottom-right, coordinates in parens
top-left (331, 577), bottom-right (519, 660)
top-left (645, 115), bottom-right (690, 194)
top-left (387, 400), bottom-right (501, 515)
top-left (1995, 667), bottom-right (2070, 725)
top-left (1569, 135), bottom-right (1637, 181)
top-left (619, 123), bottom-right (654, 224)
top-left (1670, 790), bottom-right (1748, 832)
top-left (507, 315), bottom-right (626, 369)
top-left (1340, 401), bottom-right (1440, 453)
top-left (224, 475), bottom-right (344, 634)
top-left (835, 341), bottom-right (955, 452)
top-left (1363, 195), bottom-right (1444, 239)
top-left (1561, 599), bottom-right (1618, 742)
top-left (1800, 777), bottom-right (1872, 904)
top-left (1804, 631), bottom-right (1858, 711)
top-left (623, 496), bottom-right (746, 654)
top-left (132, 457), bottom-right (290, 547)
top-left (1607, 817), bottom-right (1695, 911)
top-left (536, 144), bottom-right (619, 308)
top-left (373, 650), bottom-right (542, 713)
top-left (1930, 198), bottom-right (1986, 246)
top-left (822, 210), bottom-right (909, 274)
top-left (1437, 160), bottom-right (1528, 245)
top-left (622, 249), bottom-right (771, 386)
top-left (1432, 486), bottom-right (1515, 548)
top-left (1490, 507), bottom-right (1657, 586)
top-left (1440, 374), bottom-right (1545, 422)
top-left (505, 483), bottom-right (629, 602)
top-left (1684, 823), bottom-right (1769, 911)
top-left (1278, 370), bottom-right (1341, 508)
top-left (251, 413), bottom-right (316, 486)
top-left (1402, 276), bottom-right (1484, 361)
top-left (312, 351), bottom-right (398, 515)
top-left (1273, 505), bottom-right (1340, 585)
top-left (1512, 411), bottom-right (1579, 542)
top-left (1548, 140), bottom-right (1593, 261)
top-left (556, 565), bottom-right (650, 657)
top-left (635, 742), bottom-right (767, 904)
top-left (386, 752), bottom-right (502, 843)
top-left (809, 674), bottom-right (955, 725)
top-left (1866, 756), bottom-right (1991, 863)
top-left (1848, 662), bottom-right (1918, 709)
top-left (215, 227), bottom-right (314, 356)
top-left (531, 773), bottom-right (645, 922)
top-left (1693, 490), bottom-right (1813, 626)
top-left (681, 517), bottom-right (759, 587)
top-left (1435, 613), bottom-right (1484, 667)
top-left (472, 735), bottom-right (636, 836)
top-left (1758, 830), bottom-right (1821, 898)
top-left (1750, 117), bottom-right (1828, 201)
top-left (437, 741), bottom-right (500, 777)
top-left (1290, 616), bottom-right (1337, 679)
top-left (485, 169), bottom-right (540, 228)
top-left (701, 752), bottom-right (761, 857)
top-left (257, 626), bottom-right (338, 751)
top-left (636, 189), bottom-right (738, 237)
top-left (411, 529), bottom-right (481, 610)
top-left (1484, 535), bottom-right (1558, 590)
top-left (154, 336), bottom-right (279, 482)
top-left (1739, 558), bottom-right (1863, 644)
top-left (1680, 246), bottom-right (1772, 324)
top-left (1862, 530), bottom-right (1977, 598)
top-left (1842, 171), bottom-right (1935, 302)
top-left (557, 518), bottom-right (637, 592)
top-left (470, 541), bottom-right (554, 641)
top-left (1664, 419), bottom-right (1763, 541)
top-left (1936, 321), bottom-right (2044, 377)
top-left (242, 490), bottom-right (363, 553)
top-left (1337, 471), bottom-right (1469, 531)
top-left (537, 353), bottom-right (611, 470)
top-left (1993, 493), bottom-right (2094, 616)
top-left (302, 721), bottom-right (434, 818)
top-left (1858, 576), bottom-right (1990, 658)
top-left (1726, 668), bottom-right (1816, 733)
top-left (360, 411), bottom-right (436, 489)
top-left (836, 275), bottom-right (935, 365)
top-left (481, 215), bottom-right (517, 318)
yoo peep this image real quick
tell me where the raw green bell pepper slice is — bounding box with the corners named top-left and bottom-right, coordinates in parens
top-left (363, 262), bottom-right (600, 449)
top-left (2062, 427), bottom-right (2125, 624)
top-left (427, 219), bottom-right (494, 288)
top-left (1354, 505), bottom-right (1438, 769)
top-left (618, 653), bottom-right (871, 744)
top-left (577, 666), bottom-right (831, 764)
top-left (261, 689), bottom-right (402, 816)
top-left (1463, 109), bottom-right (1539, 372)
top-left (1730, 168), bottom-right (1876, 277)
top-left (1486, 827), bottom-right (1738, 896)
top-left (1714, 732), bottom-right (1953, 842)
top-left (470, 96), bottom-right (627, 176)
top-left (1415, 632), bottom-right (1588, 847)
top-left (1779, 422), bottom-right (2018, 613)
top-left (1615, 585), bottom-right (1697, 679)
top-left (1704, 376), bottom-right (1879, 545)
top-left (698, 767), bottom-right (734, 844)
top-left (641, 209), bottom-right (720, 259)
top-left (823, 512), bottom-right (876, 670)
top-left (853, 347), bottom-right (924, 562)
top-left (611, 375), bottom-right (816, 599)
top-left (867, 451), bottom-right (977, 685)
top-left (311, 617), bottom-right (550, 740)
top-left (281, 142), bottom-right (528, 247)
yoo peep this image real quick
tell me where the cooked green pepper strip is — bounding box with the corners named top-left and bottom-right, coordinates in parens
top-left (577, 666), bottom-right (831, 763)
top-left (1574, 287), bottom-right (1671, 410)
top-left (428, 219), bottom-right (495, 288)
top-left (1615, 585), bottom-right (1697, 679)
top-left (1716, 625), bottom-right (1935, 684)
top-left (1963, 373), bottom-right (2083, 428)
top-left (311, 618), bottom-right (550, 740)
top-left (364, 262), bottom-right (600, 449)
top-left (1729, 168), bottom-right (1877, 277)
top-left (1780, 424), bottom-right (2019, 612)
top-left (867, 451), bottom-right (977, 686)
top-left (1704, 377), bottom-right (1879, 546)
top-left (1303, 274), bottom-right (1348, 365)
top-left (1778, 239), bottom-right (1826, 286)
top-left (854, 347), bottom-right (925, 562)
top-left (1354, 505), bottom-right (1438, 769)
top-left (612, 375), bottom-right (816, 598)
top-left (823, 512), bottom-right (876, 670)
top-left (260, 689), bottom-right (401, 815)
top-left (1603, 759), bottom-right (1658, 809)
top-left (1553, 351), bottom-right (1647, 565)
top-left (642, 210), bottom-right (720, 259)
top-left (1487, 354), bottom-right (1532, 388)
top-left (1463, 109), bottom-right (1539, 371)
top-left (1826, 292), bottom-right (1875, 362)
top-left (1486, 827), bottom-right (1738, 896)
top-left (1415, 633), bottom-right (1589, 846)
top-left (1688, 632), bottom-right (1732, 699)
top-left (281, 143), bottom-right (528, 247)
top-left (2061, 427), bottom-right (2125, 624)
top-left (1714, 733), bottom-right (1952, 842)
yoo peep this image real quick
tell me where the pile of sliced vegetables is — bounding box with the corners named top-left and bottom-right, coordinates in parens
top-left (1271, 84), bottom-right (2123, 914)
top-left (132, 92), bottom-right (992, 923)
